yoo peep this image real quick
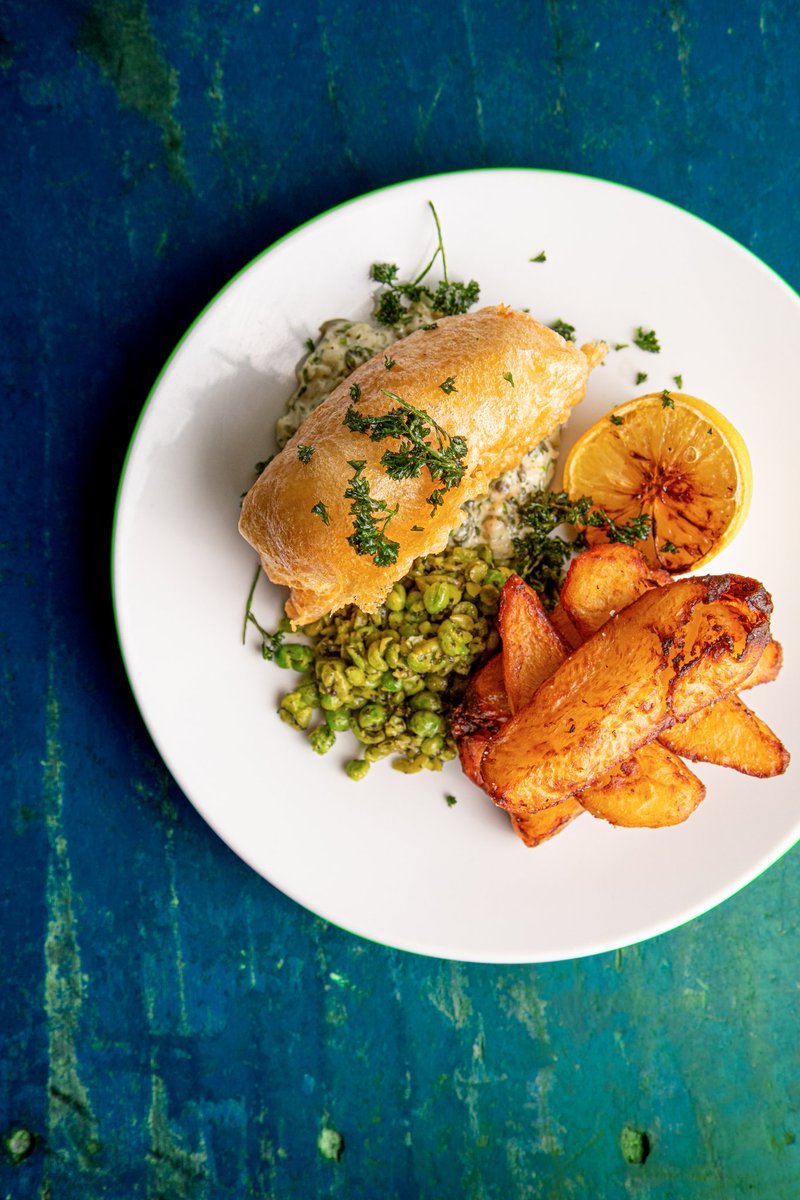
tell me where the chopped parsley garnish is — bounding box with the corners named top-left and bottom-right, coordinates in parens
top-left (635, 371), bottom-right (648, 385)
top-left (529, 251), bottom-right (547, 263)
top-left (254, 456), bottom-right (273, 476)
top-left (371, 202), bottom-right (480, 326)
top-left (297, 444), bottom-right (315, 464)
top-left (311, 500), bottom-right (330, 526)
top-left (411, 525), bottom-right (424, 532)
top-left (511, 491), bottom-right (651, 609)
top-left (660, 540), bottom-right (678, 553)
top-left (661, 390), bottom-right (674, 408)
top-left (634, 326), bottom-right (661, 353)
top-left (349, 382), bottom-right (361, 402)
top-left (422, 322), bottom-right (438, 330)
top-left (444, 793), bottom-right (458, 807)
top-left (344, 460), bottom-right (400, 567)
top-left (550, 319), bottom-right (576, 342)
top-left (384, 354), bottom-right (396, 370)
top-left (614, 342), bottom-right (629, 351)
top-left (304, 336), bottom-right (315, 352)
top-left (343, 390), bottom-right (467, 517)
top-left (502, 372), bottom-right (514, 386)
top-left (610, 413), bottom-right (624, 426)
top-left (439, 375), bottom-right (458, 393)
top-left (674, 374), bottom-right (683, 388)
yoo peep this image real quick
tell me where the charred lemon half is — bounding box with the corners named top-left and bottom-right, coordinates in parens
top-left (561, 391), bottom-right (752, 572)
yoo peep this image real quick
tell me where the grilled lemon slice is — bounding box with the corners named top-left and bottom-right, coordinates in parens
top-left (561, 392), bottom-right (752, 572)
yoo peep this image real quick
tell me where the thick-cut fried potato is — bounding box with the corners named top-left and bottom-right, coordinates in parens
top-left (560, 544), bottom-right (787, 776)
top-left (492, 575), bottom-right (704, 831)
top-left (742, 638), bottom-right (783, 689)
top-left (660, 695), bottom-right (790, 777)
top-left (499, 577), bottom-right (571, 713)
top-left (481, 575), bottom-right (772, 815)
top-left (451, 654), bottom-right (509, 790)
top-left (560, 543), bottom-right (669, 638)
top-left (577, 741), bottom-right (705, 827)
top-left (511, 800), bottom-right (586, 847)
top-left (497, 580), bottom-right (585, 843)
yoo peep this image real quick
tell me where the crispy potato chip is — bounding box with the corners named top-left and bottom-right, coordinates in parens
top-left (481, 575), bottom-right (772, 815)
top-left (577, 741), bottom-right (705, 827)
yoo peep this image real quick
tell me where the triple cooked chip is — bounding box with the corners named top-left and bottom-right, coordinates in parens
top-left (480, 574), bottom-right (772, 815)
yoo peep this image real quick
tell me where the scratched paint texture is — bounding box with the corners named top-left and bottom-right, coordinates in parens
top-left (1, 1), bottom-right (799, 1196)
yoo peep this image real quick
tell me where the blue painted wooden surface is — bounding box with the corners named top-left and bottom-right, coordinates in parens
top-left (2, 2), bottom-right (799, 1195)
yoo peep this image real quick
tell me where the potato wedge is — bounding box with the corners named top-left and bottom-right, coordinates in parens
top-left (481, 575), bottom-right (771, 815)
top-left (577, 741), bottom-right (705, 827)
top-left (451, 654), bottom-right (509, 790)
top-left (560, 543), bottom-right (669, 638)
top-left (499, 576), bottom-right (571, 713)
top-left (560, 545), bottom-right (787, 775)
top-left (493, 576), bottom-right (704, 830)
top-left (549, 602), bottom-right (581, 650)
top-left (660, 695), bottom-right (790, 777)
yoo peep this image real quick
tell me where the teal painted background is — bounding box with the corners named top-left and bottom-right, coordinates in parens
top-left (2, 1), bottom-right (799, 1196)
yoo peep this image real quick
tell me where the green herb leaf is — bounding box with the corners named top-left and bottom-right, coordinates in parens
top-left (344, 461), bottom-right (400, 567)
top-left (439, 375), bottom-right (458, 394)
top-left (422, 322), bottom-right (438, 331)
top-left (674, 374), bottom-right (683, 388)
top-left (614, 342), bottom-right (629, 350)
top-left (349, 382), bottom-right (361, 402)
top-left (529, 251), bottom-right (547, 263)
top-left (411, 525), bottom-right (424, 532)
top-left (550, 319), bottom-right (576, 342)
top-left (661, 390), bottom-right (674, 408)
top-left (370, 262), bottom-right (399, 285)
top-left (511, 491), bottom-right (651, 609)
top-left (502, 371), bottom-right (514, 386)
top-left (311, 500), bottom-right (330, 526)
top-left (384, 354), bottom-right (396, 370)
top-left (444, 793), bottom-right (458, 807)
top-left (297, 444), bottom-right (315, 464)
top-left (304, 336), bottom-right (315, 353)
top-left (660, 540), bottom-right (678, 553)
top-left (635, 371), bottom-right (648, 385)
top-left (633, 326), bottom-right (661, 353)
top-left (253, 456), bottom-right (273, 476)
top-left (610, 413), bottom-right (624, 426)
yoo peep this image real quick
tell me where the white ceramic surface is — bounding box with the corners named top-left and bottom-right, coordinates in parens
top-left (113, 169), bottom-right (798, 963)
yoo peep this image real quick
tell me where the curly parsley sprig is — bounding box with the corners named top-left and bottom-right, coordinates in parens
top-left (343, 390), bottom-right (467, 518)
top-left (371, 202), bottom-right (480, 326)
top-left (344, 460), bottom-right (400, 567)
top-left (511, 491), bottom-right (651, 609)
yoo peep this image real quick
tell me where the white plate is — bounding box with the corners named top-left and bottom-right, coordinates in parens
top-left (113, 169), bottom-right (798, 963)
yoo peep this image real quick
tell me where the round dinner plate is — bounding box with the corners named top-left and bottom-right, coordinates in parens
top-left (113, 169), bottom-right (798, 963)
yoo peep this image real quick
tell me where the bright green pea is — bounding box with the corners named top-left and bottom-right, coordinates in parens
top-left (345, 666), bottom-right (365, 686)
top-left (319, 692), bottom-right (343, 711)
top-left (409, 710), bottom-right (442, 738)
top-left (345, 759), bottom-right (370, 781)
top-left (359, 703), bottom-right (387, 730)
top-left (385, 583), bottom-right (407, 612)
top-left (288, 644), bottom-right (314, 670)
top-left (296, 683), bottom-right (320, 707)
top-left (423, 582), bottom-right (450, 615)
top-left (309, 725), bottom-right (335, 754)
top-left (421, 735), bottom-right (444, 756)
top-left (381, 671), bottom-right (402, 693)
top-left (409, 691), bottom-right (441, 712)
top-left (326, 709), bottom-right (350, 731)
top-left (391, 757), bottom-right (423, 774)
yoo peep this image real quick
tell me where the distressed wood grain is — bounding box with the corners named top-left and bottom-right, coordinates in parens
top-left (1, 1), bottom-right (799, 1196)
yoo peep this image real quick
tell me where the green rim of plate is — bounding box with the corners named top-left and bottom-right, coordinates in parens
top-left (110, 166), bottom-right (800, 963)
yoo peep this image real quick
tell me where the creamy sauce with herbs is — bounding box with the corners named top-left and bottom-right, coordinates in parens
top-left (277, 309), bottom-right (559, 559)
